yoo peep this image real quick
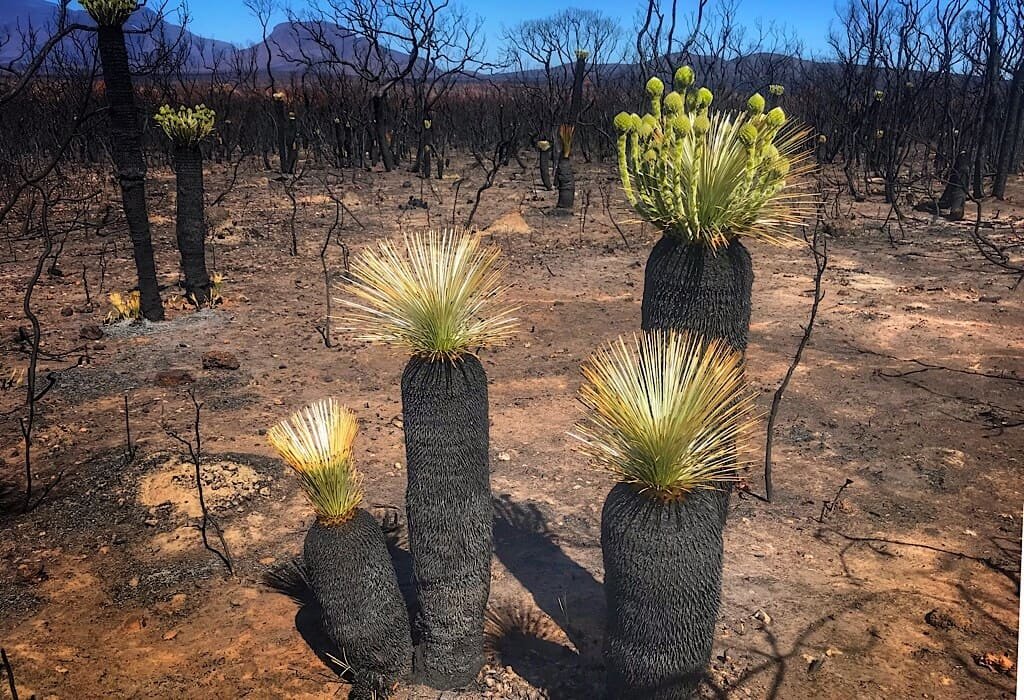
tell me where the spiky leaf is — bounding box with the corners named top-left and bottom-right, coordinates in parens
top-left (573, 331), bottom-right (756, 501)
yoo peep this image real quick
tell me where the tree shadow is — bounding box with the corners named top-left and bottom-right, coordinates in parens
top-left (262, 558), bottom-right (347, 676)
top-left (491, 494), bottom-right (605, 674)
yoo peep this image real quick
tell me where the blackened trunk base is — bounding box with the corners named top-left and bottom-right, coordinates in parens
top-left (555, 156), bottom-right (574, 210)
top-left (641, 235), bottom-right (753, 352)
top-left (602, 484), bottom-right (724, 699)
top-left (96, 25), bottom-right (163, 321)
top-left (402, 355), bottom-right (491, 689)
top-left (304, 510), bottom-right (413, 699)
top-left (173, 144), bottom-right (211, 304)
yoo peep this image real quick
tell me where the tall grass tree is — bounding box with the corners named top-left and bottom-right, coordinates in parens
top-left (154, 104), bottom-right (216, 305)
top-left (268, 399), bottom-right (413, 699)
top-left (339, 231), bottom-right (517, 689)
top-left (614, 66), bottom-right (815, 351)
top-left (82, 0), bottom-right (163, 320)
top-left (573, 331), bottom-right (756, 698)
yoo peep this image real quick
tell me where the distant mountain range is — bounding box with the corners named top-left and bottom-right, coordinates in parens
top-left (0, 0), bottom-right (827, 86)
top-left (0, 0), bottom-right (413, 76)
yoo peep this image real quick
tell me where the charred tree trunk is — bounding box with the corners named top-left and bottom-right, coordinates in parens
top-left (172, 143), bottom-right (211, 305)
top-left (939, 150), bottom-right (970, 221)
top-left (993, 64), bottom-right (1024, 200)
top-left (641, 236), bottom-right (753, 352)
top-left (420, 121), bottom-right (433, 179)
top-left (373, 94), bottom-right (396, 172)
top-left (304, 510), bottom-right (413, 699)
top-left (96, 25), bottom-right (163, 321)
top-left (554, 154), bottom-right (574, 209)
top-left (602, 484), bottom-right (724, 698)
top-left (401, 355), bottom-right (491, 689)
top-left (973, 0), bottom-right (1001, 199)
top-left (538, 143), bottom-right (552, 190)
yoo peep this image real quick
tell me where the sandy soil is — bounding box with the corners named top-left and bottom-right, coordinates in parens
top-left (0, 157), bottom-right (1021, 699)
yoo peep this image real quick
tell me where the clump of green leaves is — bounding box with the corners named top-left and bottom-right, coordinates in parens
top-left (268, 398), bottom-right (363, 526)
top-left (614, 66), bottom-right (814, 249)
top-left (573, 331), bottom-right (756, 501)
top-left (154, 104), bottom-right (216, 146)
top-left (81, 0), bottom-right (138, 27)
top-left (338, 230), bottom-right (518, 361)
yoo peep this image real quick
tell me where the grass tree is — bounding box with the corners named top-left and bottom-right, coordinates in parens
top-left (614, 66), bottom-right (814, 351)
top-left (154, 105), bottom-right (216, 306)
top-left (573, 331), bottom-right (756, 698)
top-left (268, 399), bottom-right (412, 699)
top-left (82, 0), bottom-right (163, 321)
top-left (340, 231), bottom-right (517, 689)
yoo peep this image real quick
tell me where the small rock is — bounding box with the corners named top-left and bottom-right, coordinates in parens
top-left (979, 295), bottom-right (1000, 303)
top-left (924, 609), bottom-right (957, 630)
top-left (497, 452), bottom-right (511, 462)
top-left (259, 487), bottom-right (271, 496)
top-left (752, 609), bottom-right (772, 625)
top-left (154, 369), bottom-right (194, 387)
top-left (162, 630), bottom-right (178, 641)
top-left (61, 306), bottom-right (74, 317)
top-left (202, 350), bottom-right (240, 370)
top-left (79, 324), bottom-right (104, 340)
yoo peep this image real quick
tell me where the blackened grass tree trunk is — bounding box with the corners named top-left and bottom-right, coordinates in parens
top-left (402, 356), bottom-right (491, 687)
top-left (268, 399), bottom-right (413, 699)
top-left (340, 232), bottom-right (518, 690)
top-left (574, 333), bottom-right (755, 699)
top-left (154, 105), bottom-right (217, 305)
top-left (87, 2), bottom-right (163, 321)
top-left (602, 484), bottom-right (723, 698)
top-left (537, 140), bottom-right (553, 191)
top-left (555, 50), bottom-right (588, 211)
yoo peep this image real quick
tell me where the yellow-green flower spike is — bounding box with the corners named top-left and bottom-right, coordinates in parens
top-left (154, 104), bottom-right (216, 146)
top-left (646, 77), bottom-right (665, 96)
top-left (663, 91), bottom-right (684, 115)
top-left (739, 123), bottom-right (758, 147)
top-left (747, 93), bottom-right (765, 115)
top-left (769, 84), bottom-right (784, 96)
top-left (692, 114), bottom-right (710, 135)
top-left (81, 0), bottom-right (137, 26)
top-left (674, 65), bottom-right (695, 91)
top-left (767, 107), bottom-right (786, 128)
top-left (696, 87), bottom-right (713, 109)
top-left (614, 112), bottom-right (634, 132)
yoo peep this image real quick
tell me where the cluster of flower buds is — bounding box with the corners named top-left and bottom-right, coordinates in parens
top-left (81, 0), bottom-right (138, 26)
top-left (611, 65), bottom-right (799, 246)
top-left (154, 104), bottom-right (217, 146)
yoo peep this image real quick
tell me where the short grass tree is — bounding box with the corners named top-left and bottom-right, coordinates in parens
top-left (573, 331), bottom-right (756, 698)
top-left (268, 399), bottom-right (413, 699)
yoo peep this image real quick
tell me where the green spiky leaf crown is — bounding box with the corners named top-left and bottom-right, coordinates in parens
top-left (573, 331), bottom-right (756, 501)
top-left (614, 66), bottom-right (814, 249)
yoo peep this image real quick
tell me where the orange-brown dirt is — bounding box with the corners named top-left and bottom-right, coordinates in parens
top-left (0, 158), bottom-right (1021, 699)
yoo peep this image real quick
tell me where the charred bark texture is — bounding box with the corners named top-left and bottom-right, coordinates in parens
top-left (641, 236), bottom-right (753, 352)
top-left (538, 146), bottom-right (552, 190)
top-left (304, 510), bottom-right (413, 699)
top-left (172, 144), bottom-right (211, 305)
top-left (555, 156), bottom-right (574, 210)
top-left (373, 94), bottom-right (396, 172)
top-left (401, 355), bottom-right (491, 689)
top-left (602, 484), bottom-right (724, 699)
top-left (96, 25), bottom-right (163, 321)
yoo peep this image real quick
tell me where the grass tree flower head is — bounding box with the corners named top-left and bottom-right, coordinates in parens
top-left (81, 0), bottom-right (138, 26)
top-left (154, 104), bottom-right (216, 146)
top-left (572, 331), bottom-right (756, 501)
top-left (267, 398), bottom-right (363, 525)
top-left (338, 230), bottom-right (518, 361)
top-left (613, 65), bottom-right (816, 249)
top-left (769, 84), bottom-right (785, 96)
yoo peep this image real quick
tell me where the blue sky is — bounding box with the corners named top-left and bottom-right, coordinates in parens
top-left (78, 0), bottom-right (840, 57)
